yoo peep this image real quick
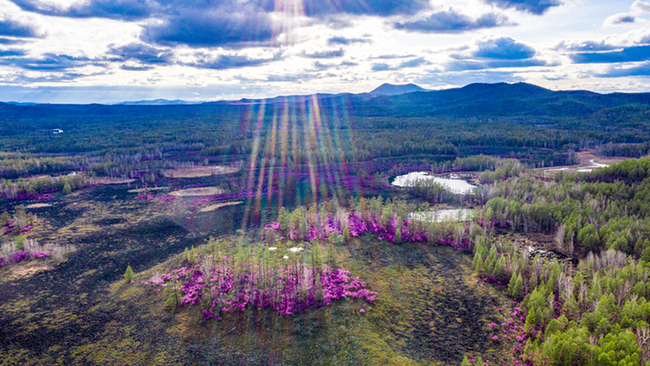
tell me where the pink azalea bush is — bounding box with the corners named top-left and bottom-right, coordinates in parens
top-left (144, 253), bottom-right (378, 320)
top-left (265, 211), bottom-right (430, 243)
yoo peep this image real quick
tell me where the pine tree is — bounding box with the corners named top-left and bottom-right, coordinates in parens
top-left (511, 274), bottom-right (524, 299)
top-left (461, 355), bottom-right (471, 366)
top-left (164, 288), bottom-right (178, 312)
top-left (475, 355), bottom-right (484, 366)
top-left (343, 225), bottom-right (350, 243)
top-left (183, 247), bottom-right (190, 262)
top-left (314, 273), bottom-right (324, 302)
top-left (63, 181), bottom-right (72, 195)
top-left (0, 211), bottom-right (9, 225)
top-left (189, 246), bottom-right (197, 264)
top-left (123, 265), bottom-right (135, 283)
top-left (327, 240), bottom-right (336, 268)
top-left (393, 228), bottom-right (401, 244)
top-left (507, 271), bottom-right (517, 294)
top-left (312, 241), bottom-right (322, 272)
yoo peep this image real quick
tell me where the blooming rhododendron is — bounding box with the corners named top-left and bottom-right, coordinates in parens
top-left (142, 254), bottom-right (378, 320)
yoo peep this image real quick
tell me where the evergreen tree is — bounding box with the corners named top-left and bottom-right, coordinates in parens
top-left (511, 274), bottom-right (524, 299)
top-left (183, 247), bottom-right (190, 262)
top-left (474, 355), bottom-right (484, 366)
top-left (343, 225), bottom-right (350, 243)
top-left (164, 289), bottom-right (178, 312)
top-left (0, 211), bottom-right (9, 225)
top-left (63, 181), bottom-right (72, 195)
top-left (327, 240), bottom-right (336, 268)
top-left (312, 241), bottom-right (322, 272)
top-left (460, 355), bottom-right (471, 366)
top-left (393, 228), bottom-right (401, 244)
top-left (123, 265), bottom-right (135, 283)
top-left (507, 271), bottom-right (518, 295)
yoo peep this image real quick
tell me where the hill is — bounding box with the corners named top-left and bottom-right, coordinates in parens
top-left (369, 83), bottom-right (427, 95)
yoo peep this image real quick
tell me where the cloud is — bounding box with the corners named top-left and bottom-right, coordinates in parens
top-left (108, 43), bottom-right (173, 65)
top-left (0, 48), bottom-right (27, 57)
top-left (266, 73), bottom-right (318, 82)
top-left (445, 59), bottom-right (547, 71)
top-left (482, 0), bottom-right (562, 15)
top-left (0, 37), bottom-right (28, 45)
top-left (398, 57), bottom-right (428, 68)
top-left (598, 61), bottom-right (650, 77)
top-left (313, 60), bottom-right (358, 70)
top-left (256, 0), bottom-right (430, 17)
top-left (373, 54), bottom-right (416, 59)
top-left (0, 17), bottom-right (41, 38)
top-left (393, 10), bottom-right (515, 34)
top-left (0, 53), bottom-right (96, 71)
top-left (632, 1), bottom-right (650, 13)
top-left (570, 45), bottom-right (650, 63)
top-left (327, 37), bottom-right (370, 46)
top-left (11, 0), bottom-right (276, 48)
top-left (5, 71), bottom-right (100, 84)
top-left (418, 70), bottom-right (525, 86)
top-left (555, 40), bottom-right (619, 52)
top-left (120, 64), bottom-right (154, 71)
top-left (9, 0), bottom-right (155, 20)
top-left (141, 5), bottom-right (275, 48)
top-left (9, 0), bottom-right (427, 48)
top-left (371, 63), bottom-right (392, 71)
top-left (604, 13), bottom-right (637, 26)
top-left (300, 49), bottom-right (344, 59)
top-left (371, 57), bottom-right (428, 71)
top-left (183, 52), bottom-right (280, 70)
top-left (472, 37), bottom-right (536, 60)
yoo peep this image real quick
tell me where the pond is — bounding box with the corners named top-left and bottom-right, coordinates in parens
top-left (391, 172), bottom-right (477, 194)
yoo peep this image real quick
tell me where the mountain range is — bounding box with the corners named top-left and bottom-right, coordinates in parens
top-left (1, 82), bottom-right (650, 121)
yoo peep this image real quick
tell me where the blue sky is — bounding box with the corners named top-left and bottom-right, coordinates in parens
top-left (0, 0), bottom-right (648, 103)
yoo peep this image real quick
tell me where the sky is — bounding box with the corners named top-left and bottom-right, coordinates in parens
top-left (0, 0), bottom-right (649, 103)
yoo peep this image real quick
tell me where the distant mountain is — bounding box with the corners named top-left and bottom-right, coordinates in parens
top-left (116, 99), bottom-right (201, 106)
top-left (369, 83), bottom-right (427, 96)
top-left (3, 82), bottom-right (650, 123)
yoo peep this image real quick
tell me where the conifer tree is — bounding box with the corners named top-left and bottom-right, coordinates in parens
top-left (183, 247), bottom-right (190, 262)
top-left (164, 288), bottom-right (178, 312)
top-left (393, 228), bottom-right (402, 244)
top-left (123, 265), bottom-right (135, 283)
top-left (460, 355), bottom-right (471, 366)
top-left (327, 240), bottom-right (336, 268)
top-left (343, 225), bottom-right (350, 243)
top-left (312, 241), bottom-right (322, 272)
top-left (511, 274), bottom-right (524, 299)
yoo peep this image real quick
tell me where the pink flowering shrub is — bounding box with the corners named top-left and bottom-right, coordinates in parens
top-left (144, 254), bottom-right (378, 320)
top-left (265, 211), bottom-right (430, 244)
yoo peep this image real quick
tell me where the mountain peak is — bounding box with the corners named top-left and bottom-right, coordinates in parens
top-left (369, 83), bottom-right (427, 96)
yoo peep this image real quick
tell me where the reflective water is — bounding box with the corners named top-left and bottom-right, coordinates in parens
top-left (392, 171), bottom-right (476, 194)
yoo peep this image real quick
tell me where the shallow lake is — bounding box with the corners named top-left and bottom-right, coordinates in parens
top-left (392, 171), bottom-right (476, 194)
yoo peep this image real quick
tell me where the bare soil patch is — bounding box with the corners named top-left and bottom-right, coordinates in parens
top-left (169, 187), bottom-right (225, 197)
top-left (25, 203), bottom-right (53, 209)
top-left (534, 149), bottom-right (634, 177)
top-left (198, 201), bottom-right (242, 212)
top-left (162, 165), bottom-right (240, 178)
top-left (127, 187), bottom-right (168, 193)
top-left (0, 260), bottom-right (53, 282)
top-left (92, 177), bottom-right (136, 184)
